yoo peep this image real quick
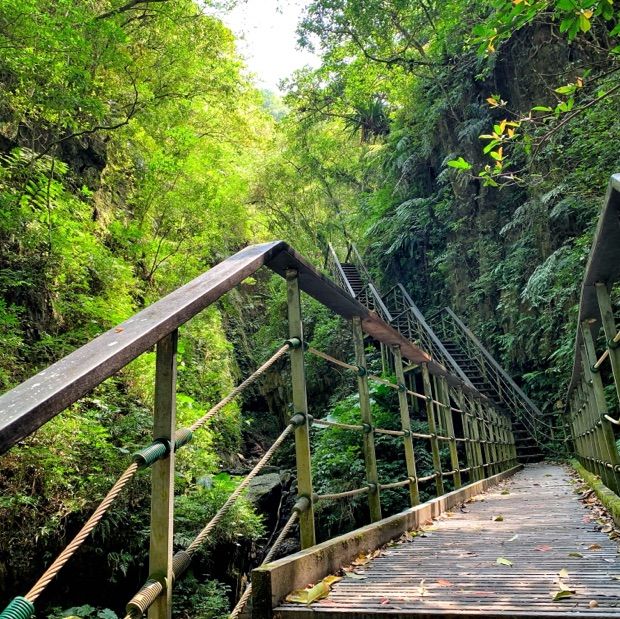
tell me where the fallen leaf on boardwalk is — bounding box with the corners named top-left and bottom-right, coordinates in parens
top-left (582, 515), bottom-right (592, 523)
top-left (600, 524), bottom-right (613, 534)
top-left (558, 568), bottom-right (569, 579)
top-left (380, 598), bottom-right (390, 605)
top-left (602, 558), bottom-right (615, 563)
top-left (508, 534), bottom-right (519, 542)
top-left (351, 554), bottom-right (371, 566)
top-left (286, 581), bottom-right (331, 604)
top-left (588, 543), bottom-right (602, 550)
top-left (345, 573), bottom-right (367, 580)
top-left (589, 600), bottom-right (599, 608)
top-left (496, 557), bottom-right (513, 566)
top-left (115, 327), bottom-right (124, 333)
top-left (536, 545), bottom-right (552, 552)
top-left (501, 490), bottom-right (510, 495)
top-left (611, 575), bottom-right (620, 581)
top-left (551, 589), bottom-right (575, 601)
top-left (568, 552), bottom-right (583, 558)
top-left (493, 515), bottom-right (504, 522)
top-left (436, 579), bottom-right (453, 587)
top-left (323, 575), bottom-right (342, 586)
top-left (370, 548), bottom-right (383, 559)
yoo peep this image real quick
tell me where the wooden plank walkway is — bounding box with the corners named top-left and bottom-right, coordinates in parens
top-left (275, 464), bottom-right (620, 618)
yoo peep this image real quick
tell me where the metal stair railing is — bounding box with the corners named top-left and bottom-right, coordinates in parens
top-left (326, 243), bottom-right (556, 457)
top-left (383, 284), bottom-right (473, 387)
top-left (340, 243), bottom-right (393, 323)
top-left (326, 243), bottom-right (356, 298)
top-left (429, 307), bottom-right (555, 446)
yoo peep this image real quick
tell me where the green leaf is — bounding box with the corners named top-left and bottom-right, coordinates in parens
top-left (286, 581), bottom-right (331, 604)
top-left (552, 589), bottom-right (575, 601)
top-left (447, 157), bottom-right (472, 170)
top-left (531, 106), bottom-right (553, 112)
top-left (496, 557), bottom-right (513, 566)
top-left (483, 140), bottom-right (501, 154)
top-left (578, 13), bottom-right (591, 32)
top-left (555, 84), bottom-right (576, 95)
top-left (345, 572), bottom-right (368, 580)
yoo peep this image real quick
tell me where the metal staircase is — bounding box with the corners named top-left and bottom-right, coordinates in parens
top-left (326, 242), bottom-right (555, 462)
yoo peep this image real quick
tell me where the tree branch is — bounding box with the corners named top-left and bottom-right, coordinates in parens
top-left (96, 0), bottom-right (168, 20)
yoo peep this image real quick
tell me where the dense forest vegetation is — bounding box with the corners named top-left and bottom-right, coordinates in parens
top-left (0, 0), bottom-right (619, 617)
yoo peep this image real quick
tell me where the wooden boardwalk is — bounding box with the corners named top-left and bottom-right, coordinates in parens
top-left (275, 464), bottom-right (620, 618)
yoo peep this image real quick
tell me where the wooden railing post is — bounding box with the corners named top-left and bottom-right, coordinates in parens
top-left (485, 405), bottom-right (500, 476)
top-left (469, 398), bottom-right (485, 481)
top-left (595, 282), bottom-right (620, 404)
top-left (439, 377), bottom-right (461, 489)
top-left (286, 269), bottom-right (316, 549)
top-left (352, 316), bottom-right (382, 522)
top-left (148, 330), bottom-right (178, 619)
top-left (392, 345), bottom-right (419, 506)
top-left (421, 364), bottom-right (444, 496)
top-left (475, 401), bottom-right (491, 479)
top-left (456, 389), bottom-right (475, 482)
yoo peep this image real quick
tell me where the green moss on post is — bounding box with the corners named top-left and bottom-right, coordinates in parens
top-left (571, 459), bottom-right (620, 527)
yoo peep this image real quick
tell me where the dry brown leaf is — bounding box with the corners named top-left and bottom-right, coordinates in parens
top-left (536, 545), bottom-right (552, 552)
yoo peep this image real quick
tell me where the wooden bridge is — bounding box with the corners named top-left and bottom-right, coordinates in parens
top-left (0, 175), bottom-right (619, 619)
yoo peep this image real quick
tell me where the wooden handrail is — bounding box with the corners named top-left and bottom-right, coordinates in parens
top-left (567, 173), bottom-right (620, 395)
top-left (0, 241), bottom-right (286, 453)
top-left (0, 240), bottom-right (483, 454)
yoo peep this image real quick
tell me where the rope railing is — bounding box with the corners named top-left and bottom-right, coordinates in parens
top-left (124, 422), bottom-right (296, 619)
top-left (308, 347), bottom-right (461, 412)
top-left (1, 243), bottom-right (523, 619)
top-left (315, 486), bottom-right (371, 501)
top-left (0, 342), bottom-right (293, 619)
top-left (189, 343), bottom-right (292, 433)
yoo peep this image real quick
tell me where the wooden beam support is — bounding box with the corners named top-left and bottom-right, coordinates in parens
top-left (287, 269), bottom-right (316, 549)
top-left (352, 316), bottom-right (382, 523)
top-left (392, 345), bottom-right (419, 506)
top-left (148, 330), bottom-right (178, 619)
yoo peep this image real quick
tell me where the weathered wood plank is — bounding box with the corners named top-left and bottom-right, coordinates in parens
top-left (251, 466), bottom-right (522, 619)
top-left (272, 464), bottom-right (620, 619)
